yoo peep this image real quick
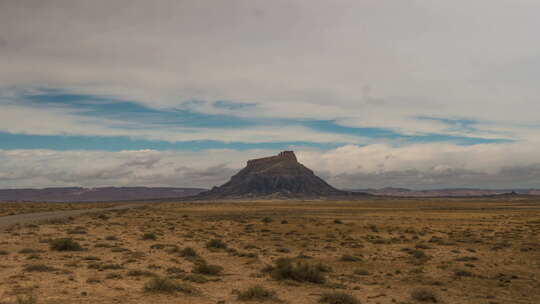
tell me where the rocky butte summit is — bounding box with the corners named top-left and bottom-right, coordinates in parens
top-left (194, 151), bottom-right (355, 199)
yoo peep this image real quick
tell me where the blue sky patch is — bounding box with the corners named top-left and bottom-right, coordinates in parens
top-left (0, 89), bottom-right (514, 151)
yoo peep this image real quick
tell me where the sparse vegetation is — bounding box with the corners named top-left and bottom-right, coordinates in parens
top-left (1, 199), bottom-right (539, 304)
top-left (16, 294), bottom-right (37, 304)
top-left (267, 258), bottom-right (326, 284)
top-left (237, 285), bottom-right (277, 301)
top-left (49, 238), bottom-right (83, 251)
top-left (24, 264), bottom-right (56, 272)
top-left (193, 261), bottom-right (223, 275)
top-left (340, 254), bottom-right (361, 262)
top-left (319, 292), bottom-right (360, 304)
top-left (411, 288), bottom-right (439, 302)
top-left (141, 232), bottom-right (157, 240)
top-left (144, 277), bottom-right (197, 294)
top-left (206, 239), bottom-right (227, 249)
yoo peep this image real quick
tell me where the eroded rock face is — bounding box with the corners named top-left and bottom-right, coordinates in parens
top-left (196, 151), bottom-right (345, 199)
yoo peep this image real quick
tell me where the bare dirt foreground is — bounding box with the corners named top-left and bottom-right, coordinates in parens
top-left (1, 198), bottom-right (539, 304)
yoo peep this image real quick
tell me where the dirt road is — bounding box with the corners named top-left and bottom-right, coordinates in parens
top-left (0, 203), bottom-right (147, 229)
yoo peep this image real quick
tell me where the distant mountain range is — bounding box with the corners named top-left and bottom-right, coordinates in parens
top-left (0, 187), bottom-right (206, 202)
top-left (1, 185), bottom-right (539, 203)
top-left (350, 187), bottom-right (540, 197)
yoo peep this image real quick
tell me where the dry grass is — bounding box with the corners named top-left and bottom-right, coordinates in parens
top-left (0, 197), bottom-right (539, 303)
top-left (0, 202), bottom-right (118, 216)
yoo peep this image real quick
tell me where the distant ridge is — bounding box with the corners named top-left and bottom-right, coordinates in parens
top-left (351, 188), bottom-right (540, 197)
top-left (193, 151), bottom-right (351, 199)
top-left (0, 187), bottom-right (205, 202)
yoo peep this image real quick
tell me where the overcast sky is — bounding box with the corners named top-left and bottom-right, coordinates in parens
top-left (1, 0), bottom-right (539, 189)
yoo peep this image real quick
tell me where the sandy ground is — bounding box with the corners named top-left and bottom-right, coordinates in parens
top-left (0, 203), bottom-right (146, 229)
top-left (0, 197), bottom-right (539, 304)
top-left (0, 203), bottom-right (121, 217)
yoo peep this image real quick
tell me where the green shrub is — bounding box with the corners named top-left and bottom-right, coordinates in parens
top-left (269, 258), bottom-right (326, 284)
top-left (319, 292), bottom-right (360, 304)
top-left (144, 277), bottom-right (198, 294)
top-left (49, 238), bottom-right (83, 251)
top-left (237, 285), bottom-right (277, 301)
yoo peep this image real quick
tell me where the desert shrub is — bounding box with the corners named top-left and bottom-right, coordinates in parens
top-left (206, 239), bottom-right (227, 249)
top-left (166, 267), bottom-right (185, 275)
top-left (454, 269), bottom-right (474, 277)
top-left (183, 274), bottom-right (208, 283)
top-left (268, 258), bottom-right (326, 284)
top-left (411, 288), bottom-right (438, 302)
top-left (409, 249), bottom-right (427, 259)
top-left (141, 232), bottom-right (157, 240)
top-left (455, 256), bottom-right (478, 262)
top-left (67, 227), bottom-right (87, 234)
top-left (281, 220), bottom-right (288, 224)
top-left (193, 261), bottom-right (223, 275)
top-left (237, 285), bottom-right (276, 301)
top-left (261, 217), bottom-right (273, 223)
top-left (180, 247), bottom-right (199, 257)
top-left (18, 248), bottom-right (43, 254)
top-left (144, 277), bottom-right (197, 294)
top-left (101, 263), bottom-right (123, 270)
top-left (353, 269), bottom-right (370, 276)
top-left (340, 254), bottom-right (361, 262)
top-left (127, 269), bottom-right (155, 277)
top-left (319, 292), bottom-right (360, 304)
top-left (16, 294), bottom-right (37, 304)
top-left (49, 238), bottom-right (83, 251)
top-left (0, 250), bottom-right (8, 255)
top-left (106, 273), bottom-right (122, 279)
top-left (415, 243), bottom-right (432, 249)
top-left (24, 264), bottom-right (56, 272)
top-left (86, 277), bottom-right (101, 284)
top-left (333, 219), bottom-right (343, 224)
top-left (105, 235), bottom-right (118, 241)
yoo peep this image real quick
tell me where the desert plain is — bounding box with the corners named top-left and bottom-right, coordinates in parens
top-left (0, 197), bottom-right (539, 304)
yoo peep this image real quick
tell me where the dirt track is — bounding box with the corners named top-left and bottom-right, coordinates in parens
top-left (0, 203), bottom-right (147, 229)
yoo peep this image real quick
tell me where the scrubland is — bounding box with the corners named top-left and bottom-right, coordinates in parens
top-left (0, 198), bottom-right (539, 304)
top-left (0, 202), bottom-right (118, 217)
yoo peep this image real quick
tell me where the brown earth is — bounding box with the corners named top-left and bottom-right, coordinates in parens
top-left (0, 202), bottom-right (120, 217)
top-left (0, 197), bottom-right (539, 304)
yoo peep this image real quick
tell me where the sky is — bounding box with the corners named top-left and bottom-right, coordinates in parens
top-left (1, 0), bottom-right (540, 190)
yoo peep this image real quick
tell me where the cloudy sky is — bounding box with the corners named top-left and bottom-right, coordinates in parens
top-left (1, 0), bottom-right (540, 189)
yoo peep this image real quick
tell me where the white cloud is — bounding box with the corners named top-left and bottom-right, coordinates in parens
top-left (1, 0), bottom-right (540, 138)
top-left (2, 143), bottom-right (540, 189)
